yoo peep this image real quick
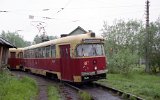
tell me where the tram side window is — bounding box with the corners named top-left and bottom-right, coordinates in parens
top-left (32, 49), bottom-right (35, 58)
top-left (28, 50), bottom-right (31, 58)
top-left (27, 50), bottom-right (29, 58)
top-left (30, 50), bottom-right (32, 58)
top-left (42, 47), bottom-right (46, 58)
top-left (38, 48), bottom-right (42, 58)
top-left (51, 45), bottom-right (56, 58)
top-left (46, 46), bottom-right (51, 58)
top-left (10, 52), bottom-right (16, 58)
top-left (24, 50), bottom-right (28, 58)
top-left (18, 52), bottom-right (23, 58)
top-left (35, 48), bottom-right (38, 58)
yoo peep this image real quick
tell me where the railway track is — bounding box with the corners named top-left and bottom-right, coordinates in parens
top-left (12, 71), bottom-right (144, 100)
top-left (92, 82), bottom-right (144, 100)
top-left (64, 82), bottom-right (144, 100)
top-left (64, 82), bottom-right (122, 100)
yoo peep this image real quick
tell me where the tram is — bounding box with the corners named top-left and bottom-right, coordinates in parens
top-left (8, 32), bottom-right (107, 83)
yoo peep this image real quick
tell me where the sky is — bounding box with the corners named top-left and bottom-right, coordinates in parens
top-left (0, 0), bottom-right (160, 41)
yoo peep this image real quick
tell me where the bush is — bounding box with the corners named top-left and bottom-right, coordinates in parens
top-left (108, 49), bottom-right (138, 74)
top-left (150, 52), bottom-right (160, 73)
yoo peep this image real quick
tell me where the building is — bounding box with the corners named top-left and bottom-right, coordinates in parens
top-left (0, 37), bottom-right (16, 66)
top-left (68, 26), bottom-right (87, 36)
top-left (61, 26), bottom-right (87, 37)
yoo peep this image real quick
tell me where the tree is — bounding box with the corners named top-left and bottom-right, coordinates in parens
top-left (148, 18), bottom-right (160, 72)
top-left (0, 31), bottom-right (31, 47)
top-left (101, 19), bottom-right (144, 73)
top-left (33, 34), bottom-right (57, 44)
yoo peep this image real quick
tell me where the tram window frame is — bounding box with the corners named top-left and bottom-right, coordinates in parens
top-left (35, 48), bottom-right (38, 58)
top-left (51, 45), bottom-right (56, 58)
top-left (46, 46), bottom-right (51, 58)
top-left (18, 52), bottom-right (23, 58)
top-left (76, 43), bottom-right (105, 57)
top-left (10, 52), bottom-right (16, 58)
top-left (24, 51), bottom-right (26, 58)
top-left (24, 50), bottom-right (28, 58)
top-left (30, 49), bottom-right (32, 58)
top-left (42, 47), bottom-right (46, 58)
top-left (32, 49), bottom-right (35, 58)
top-left (29, 49), bottom-right (32, 58)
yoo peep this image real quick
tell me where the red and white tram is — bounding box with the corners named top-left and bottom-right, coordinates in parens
top-left (8, 48), bottom-right (24, 70)
top-left (8, 32), bottom-right (107, 83)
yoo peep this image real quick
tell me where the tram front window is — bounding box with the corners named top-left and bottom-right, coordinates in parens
top-left (76, 44), bottom-right (105, 57)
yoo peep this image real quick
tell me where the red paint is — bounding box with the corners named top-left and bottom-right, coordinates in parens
top-left (8, 54), bottom-right (106, 82)
top-left (23, 58), bottom-right (60, 72)
top-left (60, 44), bottom-right (73, 81)
top-left (8, 58), bottom-right (23, 69)
top-left (8, 56), bottom-right (107, 82)
top-left (71, 57), bottom-right (107, 76)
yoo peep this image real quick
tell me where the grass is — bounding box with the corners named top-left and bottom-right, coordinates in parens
top-left (47, 85), bottom-right (61, 100)
top-left (99, 72), bottom-right (160, 100)
top-left (79, 91), bottom-right (91, 100)
top-left (0, 71), bottom-right (38, 100)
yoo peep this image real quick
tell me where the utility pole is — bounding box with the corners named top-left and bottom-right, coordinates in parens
top-left (145, 0), bottom-right (150, 72)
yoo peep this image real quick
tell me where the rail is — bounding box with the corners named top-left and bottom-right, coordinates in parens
top-left (93, 82), bottom-right (144, 100)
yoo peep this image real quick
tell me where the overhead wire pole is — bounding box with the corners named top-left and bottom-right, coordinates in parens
top-left (145, 0), bottom-right (150, 72)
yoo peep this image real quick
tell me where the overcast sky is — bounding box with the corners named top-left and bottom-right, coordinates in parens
top-left (0, 0), bottom-right (160, 41)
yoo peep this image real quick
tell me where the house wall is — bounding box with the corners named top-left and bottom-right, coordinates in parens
top-left (0, 46), bottom-right (9, 66)
top-left (70, 29), bottom-right (86, 35)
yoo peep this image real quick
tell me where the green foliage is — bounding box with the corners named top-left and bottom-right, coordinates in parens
top-left (147, 18), bottom-right (160, 73)
top-left (108, 49), bottom-right (138, 74)
top-left (79, 91), bottom-right (91, 100)
top-left (102, 19), bottom-right (143, 74)
top-left (0, 31), bottom-right (31, 47)
top-left (47, 85), bottom-right (61, 100)
top-left (33, 34), bottom-right (57, 44)
top-left (0, 72), bottom-right (37, 100)
top-left (99, 73), bottom-right (160, 100)
top-left (102, 18), bottom-right (160, 73)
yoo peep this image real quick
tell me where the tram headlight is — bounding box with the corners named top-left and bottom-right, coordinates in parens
top-left (94, 66), bottom-right (97, 70)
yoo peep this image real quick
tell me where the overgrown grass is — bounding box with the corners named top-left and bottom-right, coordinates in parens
top-left (47, 85), bottom-right (61, 100)
top-left (79, 91), bottom-right (91, 100)
top-left (0, 71), bottom-right (37, 100)
top-left (99, 72), bottom-right (160, 100)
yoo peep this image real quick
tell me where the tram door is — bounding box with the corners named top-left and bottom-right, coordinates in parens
top-left (60, 44), bottom-right (72, 81)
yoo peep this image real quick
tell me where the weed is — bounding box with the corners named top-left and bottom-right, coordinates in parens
top-left (47, 85), bottom-right (61, 100)
top-left (79, 91), bottom-right (91, 100)
top-left (0, 71), bottom-right (37, 100)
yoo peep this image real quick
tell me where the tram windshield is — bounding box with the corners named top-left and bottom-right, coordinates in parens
top-left (76, 44), bottom-right (105, 57)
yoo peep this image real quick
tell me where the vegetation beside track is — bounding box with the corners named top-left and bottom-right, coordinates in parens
top-left (0, 71), bottom-right (37, 100)
top-left (79, 91), bottom-right (91, 100)
top-left (99, 72), bottom-right (160, 100)
top-left (47, 85), bottom-right (61, 100)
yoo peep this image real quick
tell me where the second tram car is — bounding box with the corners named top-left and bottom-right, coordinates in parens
top-left (8, 32), bottom-right (107, 83)
top-left (8, 48), bottom-right (24, 70)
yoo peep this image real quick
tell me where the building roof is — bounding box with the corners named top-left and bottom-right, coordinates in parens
top-left (68, 26), bottom-right (87, 36)
top-left (0, 37), bottom-right (16, 48)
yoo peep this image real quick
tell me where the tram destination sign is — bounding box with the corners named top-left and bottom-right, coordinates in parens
top-left (82, 39), bottom-right (104, 43)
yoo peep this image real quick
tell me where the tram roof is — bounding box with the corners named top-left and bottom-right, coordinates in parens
top-left (23, 32), bottom-right (103, 50)
top-left (9, 48), bottom-right (24, 52)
